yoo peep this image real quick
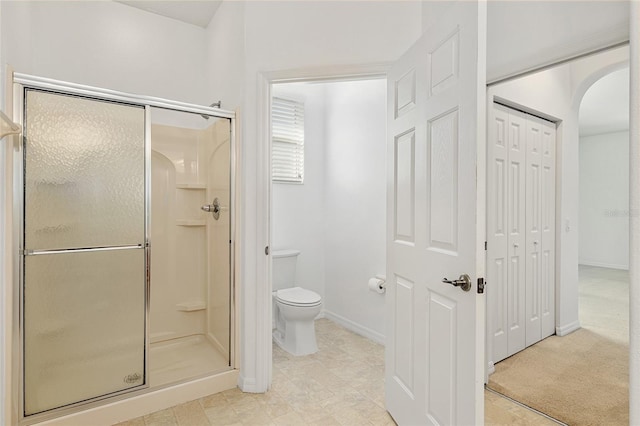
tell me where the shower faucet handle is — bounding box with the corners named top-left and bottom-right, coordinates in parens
top-left (201, 198), bottom-right (222, 220)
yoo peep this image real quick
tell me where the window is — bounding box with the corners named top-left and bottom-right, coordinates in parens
top-left (272, 96), bottom-right (304, 183)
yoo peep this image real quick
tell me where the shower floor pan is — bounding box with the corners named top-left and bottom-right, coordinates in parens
top-left (149, 334), bottom-right (229, 387)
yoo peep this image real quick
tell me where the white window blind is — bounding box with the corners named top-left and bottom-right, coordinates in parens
top-left (272, 96), bottom-right (304, 183)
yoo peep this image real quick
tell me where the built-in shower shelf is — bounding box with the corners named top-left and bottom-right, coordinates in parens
top-left (176, 220), bottom-right (206, 227)
top-left (176, 183), bottom-right (206, 190)
top-left (176, 301), bottom-right (206, 312)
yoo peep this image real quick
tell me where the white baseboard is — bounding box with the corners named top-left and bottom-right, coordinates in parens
top-left (322, 310), bottom-right (385, 346)
top-left (487, 361), bottom-right (495, 378)
top-left (556, 320), bottom-right (581, 336)
top-left (578, 260), bottom-right (629, 270)
top-left (238, 375), bottom-right (258, 393)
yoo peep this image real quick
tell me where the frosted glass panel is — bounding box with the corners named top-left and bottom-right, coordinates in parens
top-left (24, 90), bottom-right (145, 250)
top-left (24, 249), bottom-right (145, 416)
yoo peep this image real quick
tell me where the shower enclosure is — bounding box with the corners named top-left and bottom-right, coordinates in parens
top-left (10, 74), bottom-right (236, 425)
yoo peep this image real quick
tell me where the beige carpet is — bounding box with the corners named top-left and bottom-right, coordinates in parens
top-left (487, 329), bottom-right (628, 426)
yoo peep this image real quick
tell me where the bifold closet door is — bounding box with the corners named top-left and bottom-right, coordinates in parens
top-left (488, 104), bottom-right (526, 363)
top-left (525, 117), bottom-right (543, 346)
top-left (525, 116), bottom-right (556, 347)
top-left (489, 104), bottom-right (556, 363)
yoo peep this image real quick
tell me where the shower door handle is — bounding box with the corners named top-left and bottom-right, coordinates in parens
top-left (201, 198), bottom-right (222, 220)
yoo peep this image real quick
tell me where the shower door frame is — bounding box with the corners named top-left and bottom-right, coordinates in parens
top-left (11, 73), bottom-right (237, 425)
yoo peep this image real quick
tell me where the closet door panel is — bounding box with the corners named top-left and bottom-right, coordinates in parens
top-left (541, 121), bottom-right (556, 338)
top-left (488, 105), bottom-right (509, 363)
top-left (506, 110), bottom-right (526, 356)
top-left (488, 104), bottom-right (557, 366)
top-left (525, 117), bottom-right (543, 347)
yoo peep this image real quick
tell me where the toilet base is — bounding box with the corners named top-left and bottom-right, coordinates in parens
top-left (273, 319), bottom-right (318, 356)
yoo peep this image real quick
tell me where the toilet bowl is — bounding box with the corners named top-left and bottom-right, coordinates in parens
top-left (271, 250), bottom-right (322, 356)
top-left (273, 287), bottom-right (322, 355)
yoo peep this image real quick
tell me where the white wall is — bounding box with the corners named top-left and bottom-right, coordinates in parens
top-left (244, 2), bottom-right (421, 73)
top-left (421, 1), bottom-right (628, 82)
top-left (579, 131), bottom-right (630, 269)
top-left (323, 79), bottom-right (386, 341)
top-left (205, 1), bottom-right (245, 110)
top-left (0, 1), bottom-right (207, 103)
top-left (485, 1), bottom-right (629, 82)
top-left (271, 83), bottom-right (327, 300)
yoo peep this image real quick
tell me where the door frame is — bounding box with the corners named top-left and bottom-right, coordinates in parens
top-left (629, 5), bottom-right (639, 422)
top-left (254, 62), bottom-right (392, 390)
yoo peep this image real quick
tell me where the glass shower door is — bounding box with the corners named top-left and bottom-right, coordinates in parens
top-left (22, 90), bottom-right (147, 416)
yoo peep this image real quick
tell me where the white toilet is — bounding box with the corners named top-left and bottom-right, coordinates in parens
top-left (272, 249), bottom-right (322, 356)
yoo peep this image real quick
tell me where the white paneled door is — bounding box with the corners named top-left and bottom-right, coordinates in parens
top-left (488, 104), bottom-right (527, 362)
top-left (488, 103), bottom-right (556, 364)
top-left (385, 2), bottom-right (486, 425)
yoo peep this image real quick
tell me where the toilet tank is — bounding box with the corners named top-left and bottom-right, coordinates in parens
top-left (272, 249), bottom-right (300, 291)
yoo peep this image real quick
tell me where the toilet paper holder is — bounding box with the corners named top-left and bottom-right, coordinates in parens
top-left (368, 275), bottom-right (386, 294)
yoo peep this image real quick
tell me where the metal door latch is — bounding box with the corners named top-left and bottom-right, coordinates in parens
top-left (477, 277), bottom-right (485, 294)
top-left (442, 274), bottom-right (472, 292)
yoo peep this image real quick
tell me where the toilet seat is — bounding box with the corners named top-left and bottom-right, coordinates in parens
top-left (276, 287), bottom-right (321, 307)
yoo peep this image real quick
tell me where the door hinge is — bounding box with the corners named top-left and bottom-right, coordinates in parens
top-left (477, 277), bottom-right (486, 294)
top-left (265, 246), bottom-right (269, 255)
top-left (484, 241), bottom-right (487, 251)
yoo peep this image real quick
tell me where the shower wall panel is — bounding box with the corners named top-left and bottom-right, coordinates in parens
top-left (151, 125), bottom-right (208, 343)
top-left (150, 116), bottom-right (231, 366)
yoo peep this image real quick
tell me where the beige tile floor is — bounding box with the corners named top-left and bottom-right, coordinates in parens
top-left (116, 319), bottom-right (552, 426)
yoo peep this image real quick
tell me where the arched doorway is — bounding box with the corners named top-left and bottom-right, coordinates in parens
top-left (578, 67), bottom-right (630, 344)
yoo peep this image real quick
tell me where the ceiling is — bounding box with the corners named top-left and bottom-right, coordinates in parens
top-left (579, 67), bottom-right (629, 137)
top-left (116, 0), bottom-right (222, 28)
